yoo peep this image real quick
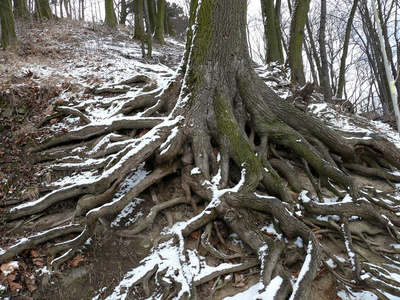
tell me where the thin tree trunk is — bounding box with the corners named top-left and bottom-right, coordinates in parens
top-left (305, 20), bottom-right (322, 86)
top-left (164, 5), bottom-right (174, 36)
top-left (318, 0), bottom-right (332, 101)
top-left (143, 0), bottom-right (152, 59)
top-left (337, 0), bottom-right (358, 99)
top-left (119, 0), bottom-right (127, 25)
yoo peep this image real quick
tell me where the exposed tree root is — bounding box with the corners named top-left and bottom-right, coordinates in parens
top-left (2, 2), bottom-right (400, 299)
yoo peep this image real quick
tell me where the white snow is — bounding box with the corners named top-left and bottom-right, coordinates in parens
top-left (299, 190), bottom-right (311, 203)
top-left (260, 223), bottom-right (283, 240)
top-left (190, 167), bottom-right (201, 175)
top-left (110, 198), bottom-right (145, 227)
top-left (289, 241), bottom-right (313, 300)
top-left (223, 276), bottom-right (283, 300)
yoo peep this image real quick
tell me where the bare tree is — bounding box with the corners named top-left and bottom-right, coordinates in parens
top-left (2, 0), bottom-right (400, 299)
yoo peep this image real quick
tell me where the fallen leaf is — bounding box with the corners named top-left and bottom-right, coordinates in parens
top-left (1, 261), bottom-right (19, 276)
top-left (32, 258), bottom-right (44, 267)
top-left (71, 253), bottom-right (85, 268)
top-left (138, 129), bottom-right (150, 137)
top-left (6, 273), bottom-right (17, 282)
top-left (23, 70), bottom-right (33, 78)
top-left (190, 231), bottom-right (199, 240)
top-left (294, 269), bottom-right (301, 277)
top-left (29, 249), bottom-right (40, 258)
top-left (24, 273), bottom-right (37, 292)
top-left (9, 281), bottom-right (23, 292)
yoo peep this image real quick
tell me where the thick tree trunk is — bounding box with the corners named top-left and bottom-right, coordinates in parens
top-left (35, 0), bottom-right (52, 19)
top-left (154, 0), bottom-right (165, 44)
top-left (288, 0), bottom-right (310, 85)
top-left (104, 0), bottom-right (117, 27)
top-left (0, 0), bottom-right (17, 48)
top-left (13, 0), bottom-right (29, 18)
top-left (147, 0), bottom-right (156, 33)
top-left (2, 1), bottom-right (400, 300)
top-left (261, 0), bottom-right (284, 63)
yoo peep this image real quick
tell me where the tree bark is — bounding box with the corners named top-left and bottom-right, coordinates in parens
top-left (0, 0), bottom-right (17, 48)
top-left (336, 0), bottom-right (359, 99)
top-left (13, 0), bottom-right (29, 18)
top-left (288, 0), bottom-right (311, 85)
top-left (35, 0), bottom-right (52, 19)
top-left (261, 0), bottom-right (284, 63)
top-left (154, 0), bottom-right (165, 44)
top-left (318, 0), bottom-right (332, 101)
top-left (2, 1), bottom-right (400, 300)
top-left (147, 0), bottom-right (156, 33)
top-left (119, 0), bottom-right (127, 25)
top-left (104, 0), bottom-right (117, 27)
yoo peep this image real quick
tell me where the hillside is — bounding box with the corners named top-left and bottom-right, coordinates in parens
top-left (1, 19), bottom-right (400, 300)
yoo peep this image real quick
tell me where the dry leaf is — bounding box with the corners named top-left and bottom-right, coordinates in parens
top-left (233, 272), bottom-right (245, 287)
top-left (32, 258), bottom-right (44, 267)
top-left (1, 261), bottom-right (19, 276)
top-left (294, 269), bottom-right (301, 277)
top-left (138, 129), bottom-right (150, 138)
top-left (190, 231), bottom-right (199, 240)
top-left (24, 273), bottom-right (37, 292)
top-left (9, 281), bottom-right (23, 292)
top-left (6, 273), bottom-right (17, 282)
top-left (71, 253), bottom-right (85, 268)
top-left (29, 249), bottom-right (40, 258)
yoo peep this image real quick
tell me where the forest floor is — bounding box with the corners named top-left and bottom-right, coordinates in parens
top-left (1, 19), bottom-right (400, 300)
top-left (0, 19), bottom-right (187, 299)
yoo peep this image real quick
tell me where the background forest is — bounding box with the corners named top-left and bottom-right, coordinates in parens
top-left (2, 0), bottom-right (400, 122)
top-left (1, 0), bottom-right (400, 299)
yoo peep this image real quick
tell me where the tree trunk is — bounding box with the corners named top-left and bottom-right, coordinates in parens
top-left (164, 4), bottom-right (174, 37)
top-left (143, 0), bottom-right (152, 58)
top-left (261, 0), bottom-right (284, 63)
top-left (119, 0), bottom-right (127, 25)
top-left (147, 0), bottom-right (156, 33)
top-left (337, 0), bottom-right (358, 99)
top-left (318, 0), bottom-right (332, 101)
top-left (134, 0), bottom-right (144, 41)
top-left (35, 0), bottom-right (52, 19)
top-left (2, 1), bottom-right (400, 300)
top-left (0, 0), bottom-right (17, 49)
top-left (305, 19), bottom-right (322, 85)
top-left (13, 0), bottom-right (29, 18)
top-left (154, 0), bottom-right (165, 44)
top-left (359, 0), bottom-right (393, 115)
top-left (288, 0), bottom-right (311, 85)
top-left (104, 0), bottom-right (117, 27)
